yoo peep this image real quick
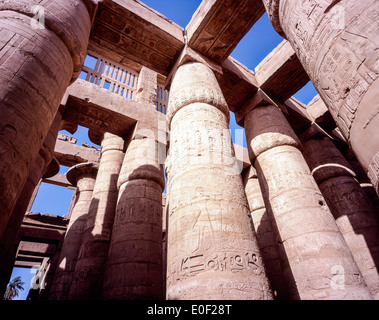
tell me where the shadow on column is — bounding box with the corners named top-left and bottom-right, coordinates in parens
top-left (253, 161), bottom-right (301, 300)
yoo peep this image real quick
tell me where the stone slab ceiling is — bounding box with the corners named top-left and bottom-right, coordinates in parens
top-left (187, 0), bottom-right (265, 63)
top-left (90, 0), bottom-right (185, 75)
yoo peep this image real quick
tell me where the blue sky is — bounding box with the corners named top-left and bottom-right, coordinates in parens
top-left (9, 0), bottom-right (317, 300)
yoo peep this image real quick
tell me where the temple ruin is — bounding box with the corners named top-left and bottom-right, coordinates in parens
top-left (0, 0), bottom-right (378, 300)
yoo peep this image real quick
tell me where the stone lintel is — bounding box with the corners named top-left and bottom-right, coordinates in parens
top-left (216, 56), bottom-right (258, 112)
top-left (187, 0), bottom-right (265, 63)
top-left (42, 174), bottom-right (73, 189)
top-left (89, 0), bottom-right (185, 76)
top-left (54, 138), bottom-right (101, 168)
top-left (235, 89), bottom-right (285, 127)
top-left (63, 80), bottom-right (165, 137)
top-left (255, 40), bottom-right (309, 103)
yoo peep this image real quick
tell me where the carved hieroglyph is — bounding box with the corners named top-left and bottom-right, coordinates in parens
top-left (245, 104), bottom-right (373, 300)
top-left (49, 162), bottom-right (98, 300)
top-left (69, 132), bottom-right (125, 299)
top-left (262, 0), bottom-right (379, 194)
top-left (0, 0), bottom-right (92, 237)
top-left (165, 62), bottom-right (273, 300)
top-left (243, 167), bottom-right (295, 299)
top-left (102, 132), bottom-right (165, 300)
top-left (303, 136), bottom-right (379, 299)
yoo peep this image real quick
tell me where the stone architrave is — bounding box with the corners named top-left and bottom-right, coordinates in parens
top-left (262, 0), bottom-right (379, 194)
top-left (303, 136), bottom-right (379, 299)
top-left (244, 103), bottom-right (373, 300)
top-left (49, 162), bottom-right (98, 300)
top-left (0, 0), bottom-right (94, 237)
top-left (165, 61), bottom-right (273, 300)
top-left (102, 130), bottom-right (165, 300)
top-left (68, 132), bottom-right (125, 300)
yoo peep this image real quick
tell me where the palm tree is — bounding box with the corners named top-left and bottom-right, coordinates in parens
top-left (3, 276), bottom-right (25, 300)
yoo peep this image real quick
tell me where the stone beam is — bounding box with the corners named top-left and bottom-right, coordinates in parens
top-left (54, 134), bottom-right (101, 168)
top-left (89, 0), bottom-right (185, 76)
top-left (62, 79), bottom-right (166, 137)
top-left (187, 0), bottom-right (265, 63)
top-left (255, 40), bottom-right (310, 103)
top-left (216, 56), bottom-right (259, 112)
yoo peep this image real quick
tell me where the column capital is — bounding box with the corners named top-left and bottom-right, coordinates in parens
top-left (235, 89), bottom-right (285, 127)
top-left (66, 162), bottom-right (99, 188)
top-left (261, 0), bottom-right (286, 37)
top-left (167, 61), bottom-right (228, 125)
top-left (303, 136), bottom-right (356, 184)
top-left (245, 104), bottom-right (301, 163)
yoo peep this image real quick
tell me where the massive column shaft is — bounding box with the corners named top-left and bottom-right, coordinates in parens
top-left (102, 131), bottom-right (165, 300)
top-left (245, 103), bottom-right (372, 299)
top-left (262, 0), bottom-right (379, 194)
top-left (69, 132), bottom-right (125, 299)
top-left (303, 136), bottom-right (379, 299)
top-left (0, 110), bottom-right (62, 296)
top-left (0, 0), bottom-right (94, 237)
top-left (49, 162), bottom-right (98, 300)
top-left (165, 62), bottom-right (272, 300)
top-left (243, 167), bottom-right (296, 300)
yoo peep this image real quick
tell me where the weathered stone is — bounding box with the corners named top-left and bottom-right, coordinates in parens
top-left (165, 62), bottom-right (273, 300)
top-left (262, 0), bottom-right (379, 194)
top-left (303, 136), bottom-right (379, 299)
top-left (244, 103), bottom-right (372, 300)
top-left (49, 162), bottom-right (98, 300)
top-left (102, 131), bottom-right (165, 300)
top-left (69, 132), bottom-right (125, 300)
top-left (0, 0), bottom-right (93, 237)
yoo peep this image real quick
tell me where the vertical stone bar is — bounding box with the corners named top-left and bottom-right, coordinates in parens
top-left (242, 167), bottom-right (296, 300)
top-left (262, 0), bottom-right (379, 194)
top-left (69, 132), bottom-right (125, 300)
top-left (166, 62), bottom-right (272, 300)
top-left (244, 103), bottom-right (372, 299)
top-left (102, 130), bottom-right (165, 300)
top-left (303, 136), bottom-right (379, 299)
top-left (0, 0), bottom-right (94, 237)
top-left (49, 162), bottom-right (98, 300)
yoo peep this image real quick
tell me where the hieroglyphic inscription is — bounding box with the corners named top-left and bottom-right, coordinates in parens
top-left (167, 251), bottom-right (264, 286)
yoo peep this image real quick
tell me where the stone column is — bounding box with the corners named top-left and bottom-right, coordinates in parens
top-left (135, 66), bottom-right (158, 106)
top-left (0, 0), bottom-right (95, 237)
top-left (49, 162), bottom-right (98, 300)
top-left (244, 103), bottom-right (372, 299)
top-left (0, 109), bottom-right (63, 296)
top-left (303, 135), bottom-right (379, 299)
top-left (102, 130), bottom-right (165, 300)
top-left (69, 132), bottom-right (125, 300)
top-left (165, 61), bottom-right (273, 300)
top-left (242, 167), bottom-right (296, 300)
top-left (262, 0), bottom-right (379, 194)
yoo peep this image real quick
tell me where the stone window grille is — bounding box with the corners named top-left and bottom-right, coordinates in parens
top-left (155, 84), bottom-right (169, 114)
top-left (81, 51), bottom-right (138, 100)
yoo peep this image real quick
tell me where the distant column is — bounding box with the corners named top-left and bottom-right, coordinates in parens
top-left (102, 130), bottom-right (165, 300)
top-left (243, 167), bottom-right (296, 300)
top-left (49, 162), bottom-right (98, 300)
top-left (165, 62), bottom-right (273, 300)
top-left (262, 0), bottom-right (379, 194)
top-left (244, 103), bottom-right (372, 299)
top-left (69, 132), bottom-right (125, 299)
top-left (303, 136), bottom-right (379, 299)
top-left (0, 0), bottom-right (95, 237)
